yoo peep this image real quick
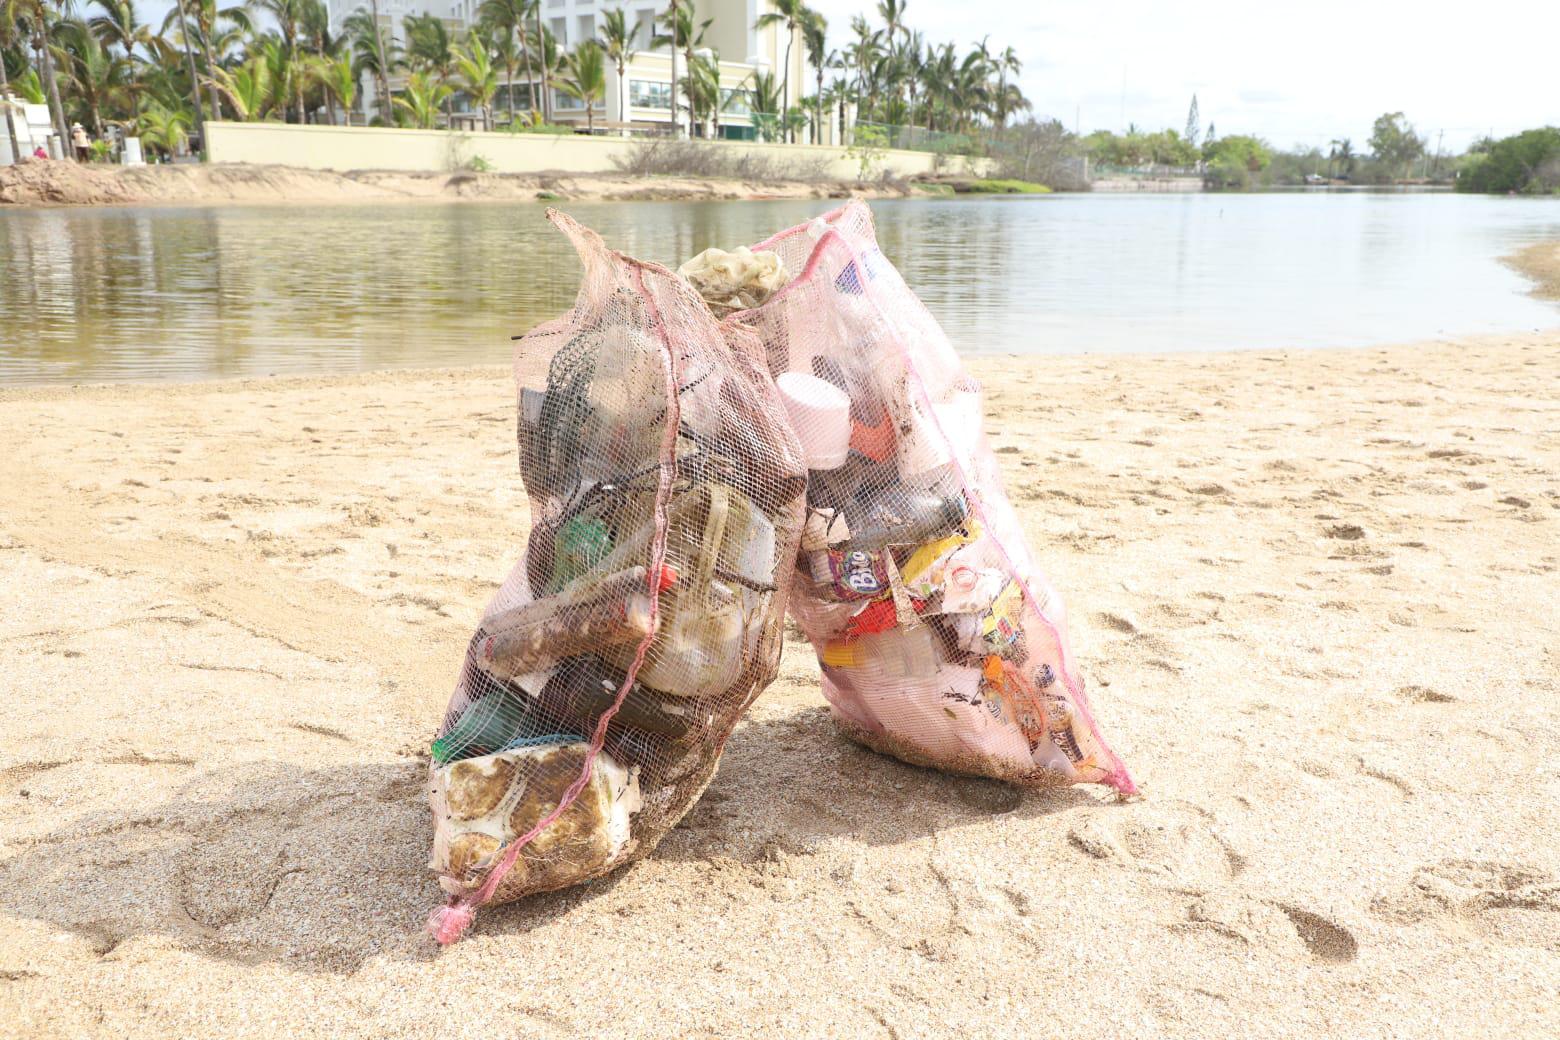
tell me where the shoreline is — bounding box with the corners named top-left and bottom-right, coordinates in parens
top-left (1, 330), bottom-right (1555, 1037)
top-left (1505, 239), bottom-right (1560, 301)
top-left (0, 160), bottom-right (927, 209)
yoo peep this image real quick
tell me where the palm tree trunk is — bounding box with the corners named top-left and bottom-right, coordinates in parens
top-left (35, 30), bottom-right (71, 160)
top-left (368, 0), bottom-right (390, 125)
top-left (814, 64), bottom-right (823, 145)
top-left (170, 0), bottom-right (206, 155)
top-left (201, 32), bottom-right (222, 123)
top-left (780, 24), bottom-right (792, 143)
top-left (0, 55), bottom-right (21, 163)
top-left (616, 59), bottom-right (627, 137)
top-left (683, 44), bottom-right (695, 138)
top-left (535, 12), bottom-right (550, 122)
top-left (518, 27), bottom-right (535, 122)
top-left (504, 55), bottom-right (515, 126)
top-left (668, 38), bottom-right (677, 138)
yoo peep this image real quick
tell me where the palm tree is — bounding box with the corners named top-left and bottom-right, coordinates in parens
top-left (310, 51), bottom-right (354, 125)
top-left (683, 47), bottom-right (717, 137)
top-left (206, 53), bottom-right (270, 119)
top-left (753, 0), bottom-right (808, 143)
top-left (404, 12), bottom-right (456, 123)
top-left (652, 0), bottom-right (687, 138)
top-left (393, 69), bottom-right (449, 128)
top-left (182, 0), bottom-right (252, 122)
top-left (21, 0), bottom-right (74, 156)
top-left (343, 6), bottom-right (394, 125)
top-left (167, 0), bottom-right (208, 150)
top-left (596, 5), bottom-right (630, 135)
top-left (529, 1), bottom-right (550, 122)
top-left (800, 10), bottom-right (828, 144)
top-left (250, 0), bottom-right (307, 122)
top-left (748, 66), bottom-right (779, 141)
top-left (88, 0), bottom-right (149, 63)
top-left (59, 20), bottom-right (132, 138)
top-left (678, 7), bottom-right (709, 138)
top-left (993, 43), bottom-right (1020, 129)
top-left (455, 32), bottom-right (496, 130)
top-left (482, 23), bottom-right (518, 125)
top-left (136, 99), bottom-right (189, 157)
top-left (559, 38), bottom-right (602, 132)
top-left (876, 0), bottom-right (907, 41)
top-left (843, 14), bottom-right (877, 136)
top-left (476, 0), bottom-right (523, 125)
top-left (1, 0), bottom-right (27, 159)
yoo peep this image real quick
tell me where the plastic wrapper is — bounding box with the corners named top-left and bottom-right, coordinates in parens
top-left (427, 211), bottom-right (806, 942)
top-left (733, 201), bottom-right (1135, 793)
top-left (677, 246), bottom-right (789, 316)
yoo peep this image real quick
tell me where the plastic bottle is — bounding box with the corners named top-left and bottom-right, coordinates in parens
top-left (479, 564), bottom-right (676, 679)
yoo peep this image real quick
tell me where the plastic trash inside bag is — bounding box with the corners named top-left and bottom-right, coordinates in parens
top-left (677, 246), bottom-right (790, 317)
top-left (427, 211), bottom-right (806, 943)
top-left (731, 201), bottom-right (1135, 794)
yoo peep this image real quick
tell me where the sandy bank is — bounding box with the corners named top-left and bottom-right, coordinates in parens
top-left (1507, 240), bottom-right (1560, 301)
top-left (0, 159), bottom-right (918, 208)
top-left (1, 334), bottom-right (1557, 1038)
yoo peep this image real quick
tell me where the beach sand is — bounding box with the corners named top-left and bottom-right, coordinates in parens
top-left (1, 333), bottom-right (1556, 1038)
top-left (0, 161), bottom-right (916, 208)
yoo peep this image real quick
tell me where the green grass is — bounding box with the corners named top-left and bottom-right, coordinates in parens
top-left (967, 178), bottom-right (1052, 194)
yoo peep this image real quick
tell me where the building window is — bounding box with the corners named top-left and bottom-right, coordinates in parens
top-left (577, 15), bottom-right (594, 45)
top-left (554, 89), bottom-right (583, 110)
top-left (629, 79), bottom-right (671, 110)
top-left (720, 88), bottom-right (752, 116)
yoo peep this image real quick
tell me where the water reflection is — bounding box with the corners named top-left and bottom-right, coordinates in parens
top-left (1, 193), bottom-right (1556, 384)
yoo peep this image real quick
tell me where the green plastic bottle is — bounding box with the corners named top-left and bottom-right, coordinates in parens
top-left (431, 693), bottom-right (527, 765)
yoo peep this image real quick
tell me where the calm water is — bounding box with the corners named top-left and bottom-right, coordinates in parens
top-left (2, 192), bottom-right (1557, 384)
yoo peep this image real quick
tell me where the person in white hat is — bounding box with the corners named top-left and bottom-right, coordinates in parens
top-left (71, 122), bottom-right (90, 161)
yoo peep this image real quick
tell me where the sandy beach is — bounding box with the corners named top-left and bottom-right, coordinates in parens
top-left (0, 161), bottom-right (918, 208)
top-left (1, 332), bottom-right (1557, 1038)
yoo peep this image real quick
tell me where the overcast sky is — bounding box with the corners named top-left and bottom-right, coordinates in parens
top-left (810, 0), bottom-right (1560, 152)
top-left (134, 0), bottom-right (1556, 152)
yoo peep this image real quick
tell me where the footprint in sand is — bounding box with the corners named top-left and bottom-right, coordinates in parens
top-left (1068, 803), bottom-right (1240, 887)
top-left (1179, 893), bottom-right (1359, 963)
top-left (1371, 859), bottom-right (1560, 951)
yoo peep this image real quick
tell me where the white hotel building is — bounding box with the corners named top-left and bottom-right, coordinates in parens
top-left (327, 0), bottom-right (807, 139)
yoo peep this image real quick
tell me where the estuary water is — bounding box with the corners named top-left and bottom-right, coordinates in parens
top-left (1, 191), bottom-right (1556, 384)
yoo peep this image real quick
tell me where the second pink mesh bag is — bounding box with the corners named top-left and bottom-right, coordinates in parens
top-left (736, 201), bottom-right (1135, 793)
top-left (426, 212), bottom-right (806, 942)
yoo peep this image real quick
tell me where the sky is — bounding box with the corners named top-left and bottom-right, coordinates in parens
top-left (132, 0), bottom-right (1558, 153)
top-left (809, 0), bottom-right (1560, 152)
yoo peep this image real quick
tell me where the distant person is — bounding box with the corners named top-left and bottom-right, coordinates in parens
top-left (71, 122), bottom-right (90, 161)
top-left (33, 145), bottom-right (48, 160)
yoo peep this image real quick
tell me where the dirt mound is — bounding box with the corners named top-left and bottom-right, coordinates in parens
top-left (0, 158), bottom-right (144, 205)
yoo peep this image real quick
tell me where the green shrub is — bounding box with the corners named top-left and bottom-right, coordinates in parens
top-left (1456, 127), bottom-right (1560, 194)
top-left (968, 178), bottom-right (1051, 194)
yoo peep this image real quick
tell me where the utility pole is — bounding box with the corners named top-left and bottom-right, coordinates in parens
top-left (1433, 128), bottom-right (1443, 178)
top-left (172, 0), bottom-right (208, 159)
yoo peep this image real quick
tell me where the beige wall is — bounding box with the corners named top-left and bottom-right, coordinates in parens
top-left (204, 121), bottom-right (991, 180)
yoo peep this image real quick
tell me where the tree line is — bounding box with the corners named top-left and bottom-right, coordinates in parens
top-left (994, 102), bottom-right (1560, 194)
top-left (1, 0), bottom-right (1033, 161)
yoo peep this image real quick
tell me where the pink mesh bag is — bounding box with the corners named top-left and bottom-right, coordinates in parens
top-left (735, 201), bottom-right (1135, 794)
top-left (426, 211), bottom-right (806, 942)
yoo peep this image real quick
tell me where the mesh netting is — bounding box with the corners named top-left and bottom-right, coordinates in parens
top-left (426, 211), bottom-right (806, 942)
top-left (735, 201), bottom-right (1136, 794)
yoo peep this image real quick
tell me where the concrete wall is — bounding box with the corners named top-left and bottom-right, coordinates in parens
top-left (204, 121), bottom-right (989, 180)
top-left (1092, 176), bottom-right (1204, 193)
